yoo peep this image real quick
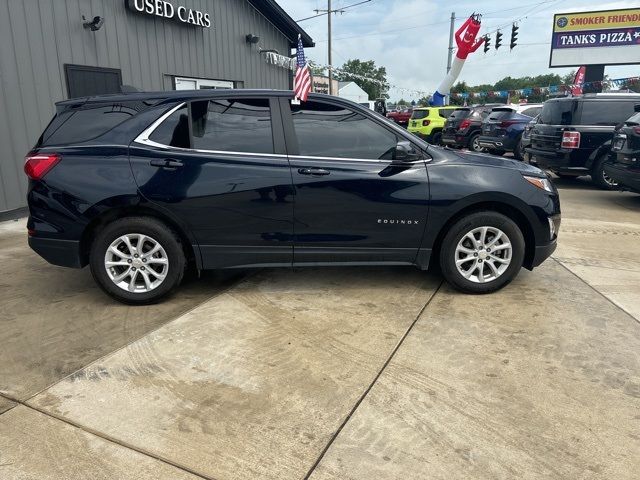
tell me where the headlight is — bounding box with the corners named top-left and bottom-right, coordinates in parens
top-left (523, 175), bottom-right (554, 193)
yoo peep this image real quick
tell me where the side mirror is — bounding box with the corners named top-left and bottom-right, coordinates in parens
top-left (393, 141), bottom-right (421, 164)
top-left (634, 104), bottom-right (640, 113)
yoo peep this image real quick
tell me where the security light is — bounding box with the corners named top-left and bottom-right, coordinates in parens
top-left (83, 16), bottom-right (105, 31)
top-left (246, 34), bottom-right (260, 44)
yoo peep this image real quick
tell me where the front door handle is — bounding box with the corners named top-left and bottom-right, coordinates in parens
top-left (298, 167), bottom-right (330, 176)
top-left (150, 159), bottom-right (183, 169)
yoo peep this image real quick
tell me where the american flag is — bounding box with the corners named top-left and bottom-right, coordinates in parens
top-left (294, 35), bottom-right (311, 102)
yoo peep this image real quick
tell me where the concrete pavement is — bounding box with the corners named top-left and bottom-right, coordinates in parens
top-left (1, 182), bottom-right (639, 479)
top-left (0, 219), bottom-right (242, 400)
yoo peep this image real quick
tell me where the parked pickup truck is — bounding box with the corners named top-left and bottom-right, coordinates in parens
top-left (387, 108), bottom-right (413, 126)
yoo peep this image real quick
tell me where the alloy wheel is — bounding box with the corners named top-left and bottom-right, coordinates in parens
top-left (104, 233), bottom-right (169, 293)
top-left (454, 226), bottom-right (512, 283)
top-left (471, 136), bottom-right (485, 153)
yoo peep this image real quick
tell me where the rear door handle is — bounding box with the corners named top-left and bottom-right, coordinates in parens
top-left (298, 167), bottom-right (330, 176)
top-left (150, 159), bottom-right (183, 169)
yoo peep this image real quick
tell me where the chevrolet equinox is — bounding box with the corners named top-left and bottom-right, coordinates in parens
top-left (25, 90), bottom-right (560, 304)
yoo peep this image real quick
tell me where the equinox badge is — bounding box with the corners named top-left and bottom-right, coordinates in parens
top-left (378, 219), bottom-right (420, 225)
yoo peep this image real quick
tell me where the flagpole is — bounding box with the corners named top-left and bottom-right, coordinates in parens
top-left (327, 0), bottom-right (333, 95)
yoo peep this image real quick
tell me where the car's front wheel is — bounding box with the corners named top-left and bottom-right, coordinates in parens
top-left (90, 217), bottom-right (186, 304)
top-left (439, 212), bottom-right (525, 294)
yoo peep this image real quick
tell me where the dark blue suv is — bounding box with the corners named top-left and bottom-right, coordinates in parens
top-left (478, 106), bottom-right (542, 159)
top-left (25, 90), bottom-right (560, 303)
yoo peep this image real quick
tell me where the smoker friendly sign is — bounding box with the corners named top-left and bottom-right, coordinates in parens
top-left (550, 7), bottom-right (640, 67)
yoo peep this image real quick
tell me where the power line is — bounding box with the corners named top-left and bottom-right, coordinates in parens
top-left (296, 0), bottom-right (373, 22)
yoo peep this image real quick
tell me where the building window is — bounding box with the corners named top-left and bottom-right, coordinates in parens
top-left (65, 65), bottom-right (122, 99)
top-left (174, 77), bottom-right (234, 90)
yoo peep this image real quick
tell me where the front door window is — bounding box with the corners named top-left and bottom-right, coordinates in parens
top-left (290, 101), bottom-right (397, 160)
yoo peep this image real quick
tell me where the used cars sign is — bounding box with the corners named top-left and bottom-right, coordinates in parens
top-left (550, 7), bottom-right (640, 67)
top-left (126, 0), bottom-right (211, 28)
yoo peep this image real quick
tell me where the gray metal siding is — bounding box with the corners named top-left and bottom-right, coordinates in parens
top-left (0, 0), bottom-right (293, 213)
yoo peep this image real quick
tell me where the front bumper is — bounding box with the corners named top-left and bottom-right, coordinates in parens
top-left (28, 236), bottom-right (83, 268)
top-left (529, 240), bottom-right (557, 269)
top-left (604, 162), bottom-right (640, 193)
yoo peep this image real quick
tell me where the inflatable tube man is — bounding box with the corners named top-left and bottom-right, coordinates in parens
top-left (432, 14), bottom-right (484, 106)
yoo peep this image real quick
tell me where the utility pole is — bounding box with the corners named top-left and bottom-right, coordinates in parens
top-left (328, 0), bottom-right (333, 94)
top-left (314, 1), bottom-right (345, 95)
top-left (446, 12), bottom-right (455, 74)
top-left (446, 12), bottom-right (455, 105)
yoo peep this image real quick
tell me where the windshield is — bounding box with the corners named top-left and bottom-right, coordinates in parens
top-left (626, 112), bottom-right (640, 126)
top-left (487, 109), bottom-right (514, 121)
top-left (411, 110), bottom-right (429, 120)
top-left (539, 100), bottom-right (578, 125)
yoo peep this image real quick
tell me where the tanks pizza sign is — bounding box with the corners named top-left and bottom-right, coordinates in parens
top-left (126, 0), bottom-right (211, 28)
top-left (550, 7), bottom-right (640, 67)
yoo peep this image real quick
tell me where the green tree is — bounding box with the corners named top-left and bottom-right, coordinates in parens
top-left (309, 62), bottom-right (326, 77)
top-left (396, 98), bottom-right (408, 106)
top-left (334, 59), bottom-right (390, 99)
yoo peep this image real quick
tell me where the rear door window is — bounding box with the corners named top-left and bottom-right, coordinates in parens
top-left (438, 109), bottom-right (453, 118)
top-left (149, 105), bottom-right (190, 148)
top-left (190, 98), bottom-right (274, 154)
top-left (579, 101), bottom-right (638, 126)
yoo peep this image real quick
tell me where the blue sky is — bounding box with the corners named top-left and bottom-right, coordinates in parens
top-left (276, 0), bottom-right (639, 100)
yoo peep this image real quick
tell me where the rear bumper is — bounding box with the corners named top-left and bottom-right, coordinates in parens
top-left (604, 162), bottom-right (640, 192)
top-left (28, 236), bottom-right (83, 268)
top-left (478, 135), bottom-right (517, 151)
top-left (526, 148), bottom-right (589, 173)
top-left (442, 133), bottom-right (469, 148)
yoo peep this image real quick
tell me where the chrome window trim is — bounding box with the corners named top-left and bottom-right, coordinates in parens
top-left (133, 101), bottom-right (427, 164)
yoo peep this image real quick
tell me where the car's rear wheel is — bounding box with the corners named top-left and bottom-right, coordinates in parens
top-left (430, 131), bottom-right (442, 145)
top-left (469, 134), bottom-right (486, 153)
top-left (439, 212), bottom-right (525, 294)
top-left (90, 217), bottom-right (185, 304)
top-left (591, 155), bottom-right (618, 190)
top-left (513, 136), bottom-right (525, 160)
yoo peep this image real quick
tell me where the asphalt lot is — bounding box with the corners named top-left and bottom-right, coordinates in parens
top-left (1, 178), bottom-right (639, 479)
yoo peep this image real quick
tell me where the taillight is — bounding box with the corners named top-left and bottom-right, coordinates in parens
top-left (499, 120), bottom-right (518, 128)
top-left (633, 126), bottom-right (640, 135)
top-left (459, 119), bottom-right (471, 130)
top-left (24, 153), bottom-right (61, 180)
top-left (422, 119), bottom-right (430, 126)
top-left (561, 131), bottom-right (581, 149)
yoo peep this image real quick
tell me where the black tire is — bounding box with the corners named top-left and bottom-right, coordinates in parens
top-left (439, 212), bottom-right (525, 294)
top-left (591, 155), bottom-right (618, 190)
top-left (90, 217), bottom-right (186, 304)
top-left (431, 131), bottom-right (442, 145)
top-left (469, 133), bottom-right (485, 153)
top-left (513, 136), bottom-right (525, 161)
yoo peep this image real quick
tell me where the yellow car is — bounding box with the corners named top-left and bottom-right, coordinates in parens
top-left (407, 106), bottom-right (458, 144)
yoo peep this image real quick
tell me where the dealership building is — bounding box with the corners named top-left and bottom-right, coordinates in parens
top-left (0, 0), bottom-right (313, 217)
